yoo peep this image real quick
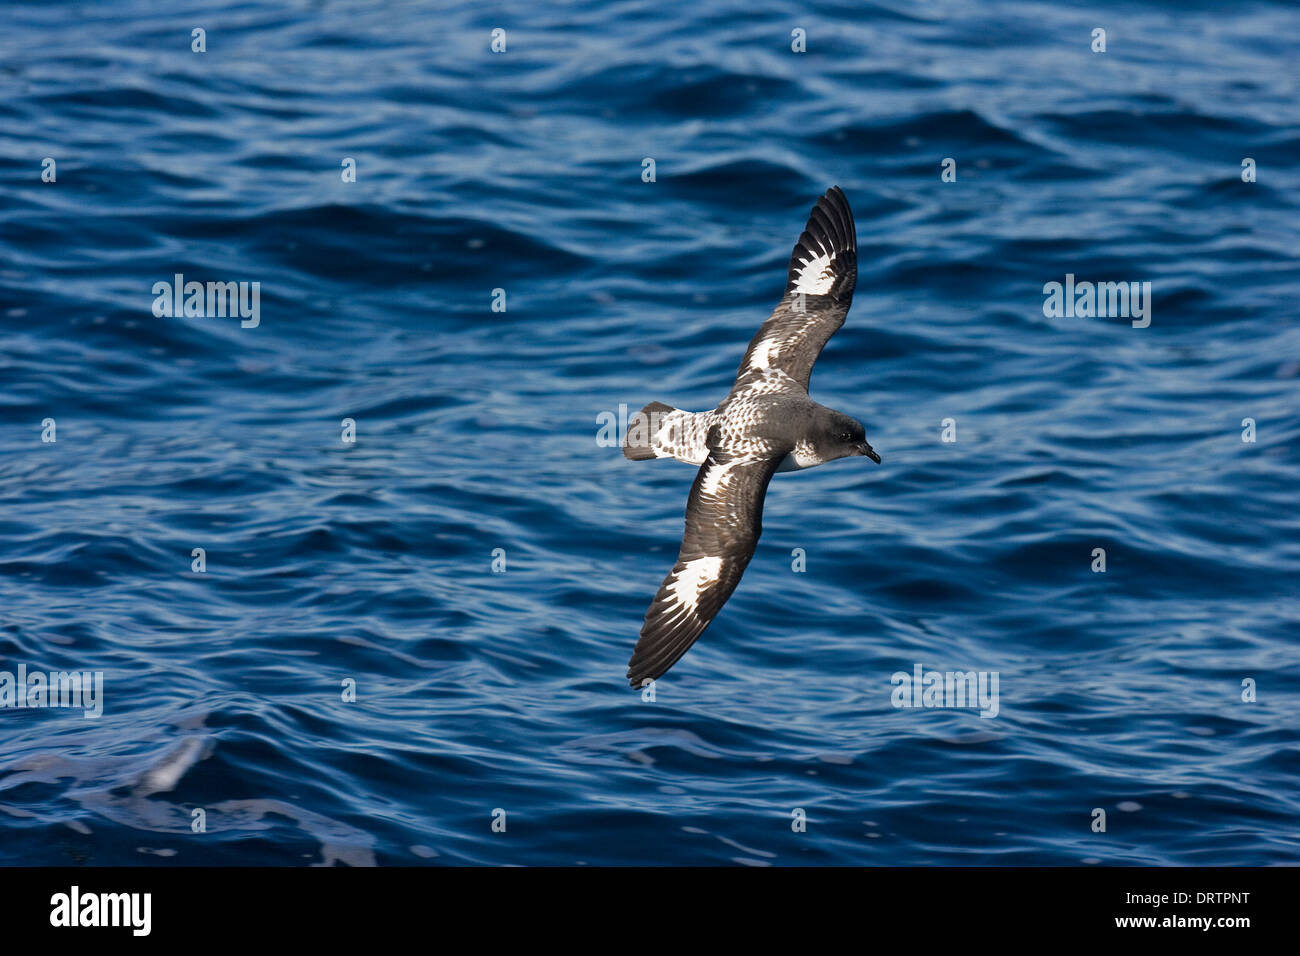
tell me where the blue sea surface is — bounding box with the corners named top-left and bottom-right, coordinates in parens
top-left (1, 0), bottom-right (1298, 866)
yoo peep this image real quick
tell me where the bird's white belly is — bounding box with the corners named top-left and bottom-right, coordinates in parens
top-left (776, 440), bottom-right (823, 472)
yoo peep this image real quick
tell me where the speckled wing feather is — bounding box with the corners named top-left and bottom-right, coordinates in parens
top-left (734, 186), bottom-right (857, 391)
top-left (627, 452), bottom-right (781, 686)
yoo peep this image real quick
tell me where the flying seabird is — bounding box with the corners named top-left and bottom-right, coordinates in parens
top-left (622, 186), bottom-right (880, 687)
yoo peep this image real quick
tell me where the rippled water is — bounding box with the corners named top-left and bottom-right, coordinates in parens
top-left (1, 0), bottom-right (1298, 865)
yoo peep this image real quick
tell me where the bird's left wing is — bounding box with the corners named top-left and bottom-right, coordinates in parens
top-left (627, 452), bottom-right (780, 687)
top-left (733, 185), bottom-right (857, 392)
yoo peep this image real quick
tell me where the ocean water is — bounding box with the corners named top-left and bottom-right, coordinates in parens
top-left (1, 0), bottom-right (1297, 866)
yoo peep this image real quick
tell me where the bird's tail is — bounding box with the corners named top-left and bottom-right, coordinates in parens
top-left (622, 401), bottom-right (680, 460)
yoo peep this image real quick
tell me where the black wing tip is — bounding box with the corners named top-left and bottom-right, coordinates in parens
top-left (823, 184), bottom-right (849, 211)
top-left (785, 185), bottom-right (858, 297)
top-left (808, 185), bottom-right (856, 254)
top-left (626, 650), bottom-right (667, 688)
top-left (628, 591), bottom-right (721, 687)
top-left (626, 618), bottom-right (702, 688)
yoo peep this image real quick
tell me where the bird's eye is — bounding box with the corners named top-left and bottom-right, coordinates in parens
top-left (839, 432), bottom-right (852, 442)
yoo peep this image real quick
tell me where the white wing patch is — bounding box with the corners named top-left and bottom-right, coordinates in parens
top-left (699, 458), bottom-right (738, 496)
top-left (662, 556), bottom-right (724, 615)
top-left (791, 250), bottom-right (836, 295)
top-left (747, 337), bottom-right (776, 370)
top-left (744, 367), bottom-right (798, 395)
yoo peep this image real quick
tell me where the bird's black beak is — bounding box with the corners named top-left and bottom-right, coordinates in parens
top-left (856, 442), bottom-right (881, 464)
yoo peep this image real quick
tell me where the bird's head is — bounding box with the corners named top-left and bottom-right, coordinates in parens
top-left (817, 410), bottom-right (881, 464)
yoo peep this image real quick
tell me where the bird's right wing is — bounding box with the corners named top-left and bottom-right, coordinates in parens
top-left (733, 186), bottom-right (857, 392)
top-left (627, 452), bottom-right (780, 687)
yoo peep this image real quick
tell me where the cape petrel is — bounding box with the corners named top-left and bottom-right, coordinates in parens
top-left (622, 186), bottom-right (880, 687)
